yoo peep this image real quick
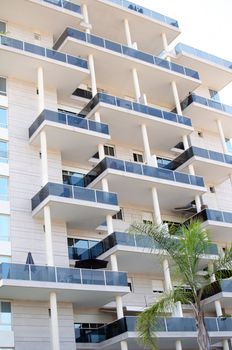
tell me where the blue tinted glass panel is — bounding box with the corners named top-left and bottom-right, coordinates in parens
top-left (46, 49), bottom-right (66, 62)
top-left (74, 187), bottom-right (96, 202)
top-left (24, 43), bottom-right (45, 56)
top-left (125, 162), bottom-right (142, 175)
top-left (0, 177), bottom-right (8, 200)
top-left (105, 40), bottom-right (122, 53)
top-left (56, 267), bottom-right (81, 283)
top-left (0, 215), bottom-right (9, 241)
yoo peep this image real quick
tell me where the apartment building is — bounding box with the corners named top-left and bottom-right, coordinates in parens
top-left (0, 0), bottom-right (232, 349)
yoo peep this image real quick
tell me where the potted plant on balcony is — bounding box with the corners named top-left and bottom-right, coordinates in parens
top-left (130, 220), bottom-right (232, 350)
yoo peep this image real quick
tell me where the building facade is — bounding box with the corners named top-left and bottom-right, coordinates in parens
top-left (0, 1), bottom-right (232, 349)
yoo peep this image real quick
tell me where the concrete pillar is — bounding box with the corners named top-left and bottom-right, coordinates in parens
top-left (141, 124), bottom-right (157, 166)
top-left (40, 130), bottom-right (49, 186)
top-left (44, 205), bottom-right (54, 267)
top-left (182, 135), bottom-right (189, 150)
top-left (110, 253), bottom-right (118, 271)
top-left (123, 19), bottom-right (133, 48)
top-left (195, 195), bottom-right (202, 213)
top-left (101, 178), bottom-right (114, 235)
top-left (98, 144), bottom-right (105, 160)
top-left (37, 66), bottom-right (45, 114)
top-left (163, 258), bottom-right (172, 292)
top-left (151, 187), bottom-right (162, 226)
top-left (50, 292), bottom-right (60, 350)
top-left (175, 340), bottom-right (182, 350)
top-left (116, 295), bottom-right (124, 319)
top-left (120, 341), bottom-right (128, 350)
top-left (88, 54), bottom-right (97, 96)
top-left (132, 68), bottom-right (141, 102)
top-left (82, 4), bottom-right (91, 34)
top-left (223, 340), bottom-right (230, 350)
top-left (161, 32), bottom-right (171, 62)
top-left (171, 81), bottom-right (182, 116)
top-left (216, 119), bottom-right (227, 154)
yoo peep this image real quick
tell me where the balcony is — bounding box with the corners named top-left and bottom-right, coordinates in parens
top-left (29, 110), bottom-right (110, 164)
top-left (79, 92), bottom-right (193, 152)
top-left (186, 208), bottom-right (232, 243)
top-left (165, 146), bottom-right (232, 184)
top-left (180, 93), bottom-right (232, 137)
top-left (69, 232), bottom-right (218, 274)
top-left (84, 157), bottom-right (206, 212)
top-left (1, 0), bottom-right (83, 37)
top-left (31, 183), bottom-right (119, 229)
top-left (75, 316), bottom-right (232, 349)
top-left (53, 28), bottom-right (200, 107)
top-left (174, 43), bottom-right (232, 90)
top-left (202, 280), bottom-right (232, 312)
top-left (0, 35), bottom-right (89, 98)
top-left (82, 0), bottom-right (180, 57)
top-left (0, 263), bottom-right (129, 307)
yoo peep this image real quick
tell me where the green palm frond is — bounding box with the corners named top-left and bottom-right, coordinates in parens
top-left (136, 288), bottom-right (193, 349)
top-left (213, 245), bottom-right (232, 280)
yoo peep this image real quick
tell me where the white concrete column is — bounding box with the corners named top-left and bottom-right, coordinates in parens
top-left (102, 178), bottom-right (109, 192)
top-left (171, 81), bottom-right (182, 116)
top-left (101, 178), bottom-right (114, 235)
top-left (223, 340), bottom-right (230, 350)
top-left (116, 295), bottom-right (124, 319)
top-left (98, 144), bottom-right (105, 160)
top-left (44, 205), bottom-right (54, 266)
top-left (182, 135), bottom-right (189, 150)
top-left (175, 340), bottom-right (182, 350)
top-left (216, 119), bottom-right (227, 154)
top-left (88, 54), bottom-right (97, 96)
top-left (141, 124), bottom-right (157, 166)
top-left (82, 4), bottom-right (91, 34)
top-left (120, 341), bottom-right (128, 350)
top-left (162, 33), bottom-right (169, 52)
top-left (142, 93), bottom-right (147, 105)
top-left (123, 19), bottom-right (133, 48)
top-left (151, 187), bottom-right (162, 226)
top-left (195, 195), bottom-right (202, 213)
top-left (208, 263), bottom-right (223, 317)
top-left (37, 66), bottom-right (45, 114)
top-left (163, 258), bottom-right (172, 292)
top-left (110, 253), bottom-right (118, 271)
top-left (50, 292), bottom-right (60, 350)
top-left (40, 130), bottom-right (49, 186)
top-left (132, 68), bottom-right (141, 102)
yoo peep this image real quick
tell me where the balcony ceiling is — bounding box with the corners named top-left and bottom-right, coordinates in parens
top-left (1, 0), bottom-right (82, 37)
top-left (83, 0), bottom-right (180, 56)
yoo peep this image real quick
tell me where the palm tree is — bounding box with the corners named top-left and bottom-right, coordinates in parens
top-left (130, 220), bottom-right (232, 350)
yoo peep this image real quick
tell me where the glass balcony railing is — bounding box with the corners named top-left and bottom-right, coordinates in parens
top-left (0, 263), bottom-right (128, 287)
top-left (202, 279), bottom-right (232, 300)
top-left (79, 92), bottom-right (192, 127)
top-left (175, 43), bottom-right (232, 70)
top-left (106, 0), bottom-right (179, 28)
top-left (43, 0), bottom-right (81, 14)
top-left (0, 35), bottom-right (88, 69)
top-left (166, 146), bottom-right (232, 171)
top-left (180, 93), bottom-right (232, 115)
top-left (83, 157), bottom-right (205, 188)
top-left (75, 316), bottom-right (232, 343)
top-left (53, 28), bottom-right (199, 80)
top-left (185, 208), bottom-right (232, 226)
top-left (31, 182), bottom-right (118, 211)
top-left (69, 231), bottom-right (218, 260)
top-left (29, 109), bottom-right (109, 138)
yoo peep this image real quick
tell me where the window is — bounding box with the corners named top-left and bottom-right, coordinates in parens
top-left (112, 208), bottom-right (123, 220)
top-left (0, 215), bottom-right (9, 241)
top-left (104, 145), bottom-right (115, 157)
top-left (0, 21), bottom-right (6, 34)
top-left (0, 108), bottom-right (7, 128)
top-left (0, 301), bottom-right (11, 331)
top-left (34, 32), bottom-right (41, 40)
top-left (74, 323), bottom-right (105, 330)
top-left (157, 157), bottom-right (171, 168)
top-left (62, 170), bottom-right (85, 187)
top-left (58, 108), bottom-right (79, 117)
top-left (225, 138), bottom-right (232, 154)
top-left (67, 238), bottom-right (98, 259)
top-left (0, 141), bottom-right (8, 163)
top-left (0, 78), bottom-right (7, 96)
top-left (133, 152), bottom-right (143, 163)
top-left (0, 177), bottom-right (8, 201)
top-left (209, 89), bottom-right (220, 102)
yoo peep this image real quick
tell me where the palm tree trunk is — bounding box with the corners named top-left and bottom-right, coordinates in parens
top-left (196, 311), bottom-right (211, 350)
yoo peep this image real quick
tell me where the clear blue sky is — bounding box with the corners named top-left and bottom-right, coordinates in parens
top-left (140, 0), bottom-right (232, 103)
